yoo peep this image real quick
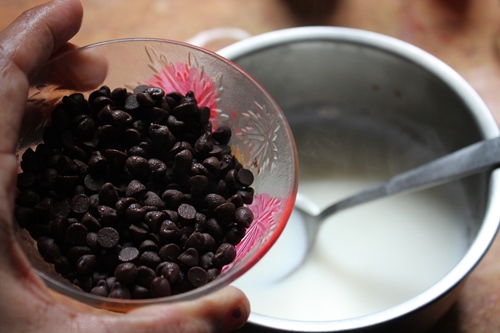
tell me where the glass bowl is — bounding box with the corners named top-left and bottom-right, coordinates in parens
top-left (15, 38), bottom-right (298, 312)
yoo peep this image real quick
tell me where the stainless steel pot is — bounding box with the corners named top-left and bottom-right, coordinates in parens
top-left (218, 27), bottom-right (500, 332)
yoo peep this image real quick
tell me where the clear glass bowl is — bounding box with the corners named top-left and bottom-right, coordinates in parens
top-left (15, 38), bottom-right (298, 312)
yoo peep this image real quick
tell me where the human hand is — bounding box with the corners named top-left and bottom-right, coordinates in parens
top-left (0, 0), bottom-right (250, 332)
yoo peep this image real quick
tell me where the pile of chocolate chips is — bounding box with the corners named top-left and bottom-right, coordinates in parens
top-left (15, 85), bottom-right (255, 299)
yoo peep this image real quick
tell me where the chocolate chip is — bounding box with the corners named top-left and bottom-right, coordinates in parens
top-left (189, 175), bottom-right (208, 196)
top-left (126, 180), bottom-right (147, 198)
top-left (194, 132), bottom-right (213, 157)
top-left (158, 243), bottom-right (181, 262)
top-left (136, 266), bottom-right (156, 288)
top-left (96, 205), bottom-right (118, 226)
top-left (115, 262), bottom-right (138, 285)
top-left (150, 276), bottom-right (171, 297)
top-left (139, 251), bottom-right (161, 269)
top-left (64, 222), bottom-right (88, 245)
top-left (98, 183), bottom-right (119, 207)
top-left (109, 110), bottom-right (133, 128)
top-left (128, 224), bottom-right (148, 242)
top-left (16, 189), bottom-right (39, 207)
top-left (200, 252), bottom-right (214, 270)
top-left (143, 191), bottom-right (164, 208)
top-left (90, 280), bottom-right (109, 297)
top-left (131, 284), bottom-right (150, 299)
top-left (16, 87), bottom-right (254, 300)
top-left (143, 210), bottom-right (165, 230)
top-left (157, 219), bottom-right (177, 239)
top-left (97, 227), bottom-right (119, 249)
top-left (83, 174), bottom-right (104, 193)
top-left (125, 155), bottom-right (150, 179)
top-left (234, 207), bottom-right (254, 228)
top-left (184, 232), bottom-right (205, 251)
top-left (161, 189), bottom-right (183, 209)
top-left (108, 282), bottom-right (131, 299)
top-left (202, 157), bottom-right (220, 175)
top-left (115, 197), bottom-right (137, 216)
top-left (67, 245), bottom-right (91, 264)
top-left (88, 151), bottom-right (107, 174)
top-left (118, 247), bottom-right (140, 263)
top-left (178, 203), bottom-right (196, 224)
top-left (207, 268), bottom-right (221, 282)
top-left (102, 149), bottom-right (127, 169)
top-left (75, 254), bottom-right (97, 275)
top-left (178, 248), bottom-right (199, 267)
top-left (203, 193), bottom-right (227, 211)
top-left (149, 124), bottom-right (175, 148)
top-left (214, 202), bottom-right (236, 227)
top-left (174, 149), bottom-right (193, 171)
top-left (213, 243), bottom-right (236, 268)
top-left (69, 194), bottom-right (90, 214)
top-left (187, 266), bottom-right (208, 287)
top-left (212, 126), bottom-right (231, 145)
top-left (158, 261), bottom-right (180, 283)
top-left (139, 239), bottom-right (158, 253)
top-left (237, 168), bottom-right (254, 187)
top-left (110, 87), bottom-right (128, 106)
top-left (124, 203), bottom-right (146, 224)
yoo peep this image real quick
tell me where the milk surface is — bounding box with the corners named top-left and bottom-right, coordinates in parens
top-left (234, 177), bottom-right (468, 321)
top-left (232, 109), bottom-right (470, 321)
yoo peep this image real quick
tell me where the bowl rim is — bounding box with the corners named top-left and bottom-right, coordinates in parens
top-left (218, 26), bottom-right (500, 331)
top-left (25, 37), bottom-right (298, 310)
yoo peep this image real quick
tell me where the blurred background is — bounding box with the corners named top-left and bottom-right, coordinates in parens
top-left (2, 1), bottom-right (500, 332)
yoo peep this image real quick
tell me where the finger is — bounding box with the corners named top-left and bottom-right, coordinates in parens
top-left (34, 45), bottom-right (109, 92)
top-left (0, 0), bottom-right (83, 79)
top-left (0, 0), bottom-right (83, 154)
top-left (20, 46), bottom-right (108, 148)
top-left (98, 286), bottom-right (250, 333)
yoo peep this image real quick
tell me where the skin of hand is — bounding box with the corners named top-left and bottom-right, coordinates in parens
top-left (0, 0), bottom-right (250, 332)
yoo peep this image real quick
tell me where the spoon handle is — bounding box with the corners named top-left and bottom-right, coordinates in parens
top-left (320, 136), bottom-right (500, 218)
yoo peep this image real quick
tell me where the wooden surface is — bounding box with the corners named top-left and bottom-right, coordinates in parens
top-left (2, 1), bottom-right (500, 332)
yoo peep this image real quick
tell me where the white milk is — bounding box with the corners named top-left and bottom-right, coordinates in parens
top-left (232, 110), bottom-right (470, 321)
top-left (233, 178), bottom-right (468, 321)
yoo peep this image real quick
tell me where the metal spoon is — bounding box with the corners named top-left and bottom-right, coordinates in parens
top-left (290, 136), bottom-right (500, 276)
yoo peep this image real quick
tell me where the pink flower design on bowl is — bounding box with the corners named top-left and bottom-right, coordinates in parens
top-left (223, 193), bottom-right (284, 271)
top-left (147, 56), bottom-right (219, 120)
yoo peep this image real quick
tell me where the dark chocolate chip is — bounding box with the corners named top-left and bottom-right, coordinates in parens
top-left (158, 261), bottom-right (180, 284)
top-left (161, 189), bottom-right (184, 209)
top-left (187, 266), bottom-right (208, 287)
top-left (118, 246), bottom-right (140, 263)
top-left (75, 254), bottom-right (97, 275)
top-left (150, 276), bottom-right (171, 297)
top-left (97, 227), bottom-right (119, 249)
top-left (139, 251), bottom-right (161, 269)
top-left (213, 243), bottom-right (236, 268)
top-left (236, 168), bottom-right (254, 187)
top-left (115, 262), bottom-right (138, 285)
top-left (158, 243), bottom-right (181, 262)
top-left (234, 207), bottom-right (254, 228)
top-left (178, 248), bottom-right (199, 267)
top-left (108, 282), bottom-right (131, 299)
top-left (178, 203), bottom-right (196, 224)
top-left (212, 126), bottom-right (232, 145)
top-left (136, 266), bottom-right (156, 288)
top-left (64, 222), bottom-right (88, 245)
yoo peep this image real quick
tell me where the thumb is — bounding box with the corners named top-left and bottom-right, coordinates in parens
top-left (94, 286), bottom-right (250, 333)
